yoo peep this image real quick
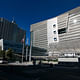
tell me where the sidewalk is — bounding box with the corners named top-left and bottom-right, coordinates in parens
top-left (8, 61), bottom-right (33, 66)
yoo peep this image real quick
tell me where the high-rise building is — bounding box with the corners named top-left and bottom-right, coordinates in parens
top-left (30, 6), bottom-right (80, 57)
top-left (0, 18), bottom-right (26, 43)
top-left (0, 18), bottom-right (26, 53)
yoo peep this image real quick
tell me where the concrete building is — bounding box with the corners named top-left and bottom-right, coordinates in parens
top-left (0, 18), bottom-right (26, 53)
top-left (30, 6), bottom-right (80, 58)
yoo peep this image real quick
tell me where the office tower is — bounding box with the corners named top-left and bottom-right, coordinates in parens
top-left (30, 7), bottom-right (80, 57)
top-left (0, 18), bottom-right (26, 53)
top-left (0, 18), bottom-right (26, 43)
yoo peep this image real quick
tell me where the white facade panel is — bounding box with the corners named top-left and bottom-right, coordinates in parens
top-left (47, 17), bottom-right (59, 45)
top-left (58, 58), bottom-right (78, 62)
top-left (0, 39), bottom-right (3, 50)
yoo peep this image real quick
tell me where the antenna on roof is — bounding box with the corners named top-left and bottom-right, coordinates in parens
top-left (12, 16), bottom-right (16, 24)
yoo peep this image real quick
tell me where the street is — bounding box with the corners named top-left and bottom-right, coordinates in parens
top-left (0, 64), bottom-right (80, 80)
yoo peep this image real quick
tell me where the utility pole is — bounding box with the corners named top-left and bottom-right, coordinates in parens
top-left (22, 33), bottom-right (25, 63)
top-left (29, 31), bottom-right (32, 62)
top-left (26, 38), bottom-right (28, 61)
top-left (22, 41), bottom-right (24, 63)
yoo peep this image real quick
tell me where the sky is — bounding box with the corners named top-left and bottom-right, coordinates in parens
top-left (0, 0), bottom-right (80, 45)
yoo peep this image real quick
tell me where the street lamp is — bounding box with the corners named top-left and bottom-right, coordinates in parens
top-left (29, 31), bottom-right (33, 62)
top-left (26, 38), bottom-right (28, 61)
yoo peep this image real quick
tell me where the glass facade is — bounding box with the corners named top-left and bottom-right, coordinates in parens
top-left (0, 18), bottom-right (26, 43)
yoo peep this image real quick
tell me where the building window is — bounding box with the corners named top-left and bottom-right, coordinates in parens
top-left (54, 38), bottom-right (57, 41)
top-left (53, 24), bottom-right (56, 27)
top-left (53, 31), bottom-right (56, 34)
top-left (58, 28), bottom-right (66, 34)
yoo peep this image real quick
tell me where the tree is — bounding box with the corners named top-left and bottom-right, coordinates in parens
top-left (0, 50), bottom-right (3, 57)
top-left (0, 50), bottom-right (5, 59)
top-left (5, 48), bottom-right (14, 60)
